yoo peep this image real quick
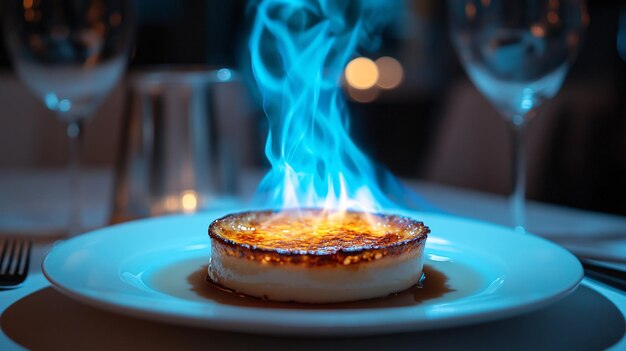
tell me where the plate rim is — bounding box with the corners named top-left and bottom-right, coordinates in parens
top-left (42, 211), bottom-right (584, 336)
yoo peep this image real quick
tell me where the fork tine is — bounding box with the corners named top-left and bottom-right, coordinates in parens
top-left (4, 239), bottom-right (16, 275)
top-left (12, 240), bottom-right (24, 275)
top-left (0, 238), bottom-right (32, 288)
top-left (0, 239), bottom-right (9, 274)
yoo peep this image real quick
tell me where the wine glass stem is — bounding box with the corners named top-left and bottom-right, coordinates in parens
top-left (67, 119), bottom-right (84, 237)
top-left (510, 120), bottom-right (526, 234)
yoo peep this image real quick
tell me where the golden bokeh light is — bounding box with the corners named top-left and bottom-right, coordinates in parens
top-left (345, 57), bottom-right (379, 90)
top-left (181, 191), bottom-right (198, 212)
top-left (375, 56), bottom-right (404, 90)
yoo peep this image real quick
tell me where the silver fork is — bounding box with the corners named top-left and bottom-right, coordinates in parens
top-left (0, 238), bottom-right (32, 289)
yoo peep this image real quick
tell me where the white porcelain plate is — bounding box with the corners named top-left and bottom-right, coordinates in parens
top-left (43, 210), bottom-right (583, 336)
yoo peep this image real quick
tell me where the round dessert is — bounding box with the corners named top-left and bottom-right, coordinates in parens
top-left (207, 209), bottom-right (429, 303)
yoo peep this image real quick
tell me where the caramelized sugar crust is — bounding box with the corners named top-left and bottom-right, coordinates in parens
top-left (209, 209), bottom-right (429, 267)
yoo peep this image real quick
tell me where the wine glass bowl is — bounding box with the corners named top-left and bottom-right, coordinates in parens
top-left (2, 0), bottom-right (134, 235)
top-left (448, 0), bottom-right (588, 231)
top-left (3, 0), bottom-right (133, 121)
top-left (450, 0), bottom-right (587, 124)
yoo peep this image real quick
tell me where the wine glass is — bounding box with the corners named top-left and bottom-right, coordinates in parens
top-left (447, 0), bottom-right (588, 233)
top-left (2, 0), bottom-right (134, 236)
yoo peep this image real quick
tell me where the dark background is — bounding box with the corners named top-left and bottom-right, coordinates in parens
top-left (1, 0), bottom-right (625, 216)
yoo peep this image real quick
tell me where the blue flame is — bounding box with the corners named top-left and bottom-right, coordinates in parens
top-left (250, 0), bottom-right (429, 212)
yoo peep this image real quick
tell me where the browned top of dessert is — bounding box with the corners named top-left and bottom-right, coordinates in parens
top-left (208, 209), bottom-right (429, 265)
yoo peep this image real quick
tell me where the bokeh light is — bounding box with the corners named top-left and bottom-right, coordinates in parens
top-left (345, 57), bottom-right (379, 90)
top-left (375, 56), bottom-right (404, 89)
top-left (181, 191), bottom-right (198, 212)
top-left (217, 68), bottom-right (232, 81)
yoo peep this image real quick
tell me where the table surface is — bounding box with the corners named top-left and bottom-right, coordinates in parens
top-left (1, 168), bottom-right (626, 351)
